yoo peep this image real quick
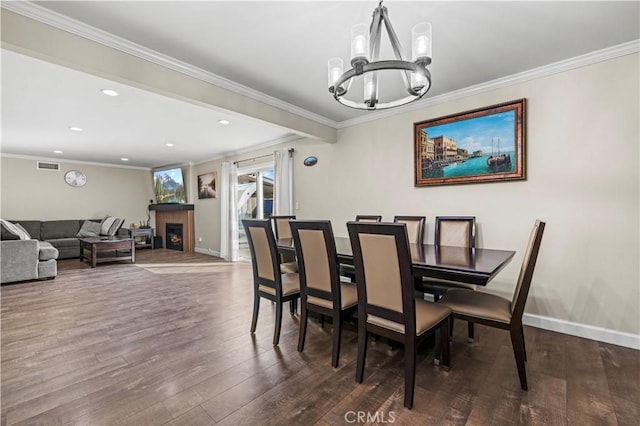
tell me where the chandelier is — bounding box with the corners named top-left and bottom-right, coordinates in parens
top-left (327, 1), bottom-right (432, 110)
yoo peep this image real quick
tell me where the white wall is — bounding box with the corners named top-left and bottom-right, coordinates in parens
top-left (0, 156), bottom-right (154, 225)
top-left (196, 53), bottom-right (639, 340)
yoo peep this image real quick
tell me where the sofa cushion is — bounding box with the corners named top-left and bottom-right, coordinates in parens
top-left (38, 241), bottom-right (59, 261)
top-left (0, 219), bottom-right (31, 240)
top-left (41, 220), bottom-right (83, 240)
top-left (77, 220), bottom-right (102, 237)
top-left (47, 238), bottom-right (82, 248)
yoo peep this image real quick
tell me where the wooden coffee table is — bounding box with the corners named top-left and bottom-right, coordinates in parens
top-left (79, 237), bottom-right (135, 268)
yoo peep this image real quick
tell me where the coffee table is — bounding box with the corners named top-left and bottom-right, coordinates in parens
top-left (79, 237), bottom-right (135, 268)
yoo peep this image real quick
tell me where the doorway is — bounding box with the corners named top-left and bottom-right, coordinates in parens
top-left (237, 166), bottom-right (274, 259)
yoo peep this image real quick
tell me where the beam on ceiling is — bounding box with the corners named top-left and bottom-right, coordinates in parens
top-left (1, 10), bottom-right (337, 143)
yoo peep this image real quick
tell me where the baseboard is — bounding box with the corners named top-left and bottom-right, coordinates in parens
top-left (523, 313), bottom-right (640, 350)
top-left (194, 247), bottom-right (221, 257)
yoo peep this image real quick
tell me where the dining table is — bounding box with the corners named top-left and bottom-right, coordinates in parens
top-left (277, 237), bottom-right (516, 287)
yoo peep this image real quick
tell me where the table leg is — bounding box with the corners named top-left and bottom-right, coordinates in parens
top-left (91, 245), bottom-right (97, 268)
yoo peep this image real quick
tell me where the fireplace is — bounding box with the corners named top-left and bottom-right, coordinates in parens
top-left (166, 223), bottom-right (184, 251)
top-left (149, 204), bottom-right (195, 253)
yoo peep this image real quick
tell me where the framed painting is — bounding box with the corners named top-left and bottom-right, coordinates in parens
top-left (414, 99), bottom-right (526, 186)
top-left (197, 171), bottom-right (217, 199)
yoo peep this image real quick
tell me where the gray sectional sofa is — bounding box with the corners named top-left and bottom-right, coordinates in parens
top-left (0, 239), bottom-right (59, 284)
top-left (13, 219), bottom-right (101, 259)
top-left (1, 219), bottom-right (126, 284)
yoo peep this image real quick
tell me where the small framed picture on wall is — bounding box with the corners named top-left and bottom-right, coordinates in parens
top-left (197, 171), bottom-right (217, 199)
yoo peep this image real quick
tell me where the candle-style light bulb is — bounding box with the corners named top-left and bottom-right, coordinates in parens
top-left (412, 22), bottom-right (432, 64)
top-left (327, 57), bottom-right (344, 91)
top-left (350, 24), bottom-right (370, 66)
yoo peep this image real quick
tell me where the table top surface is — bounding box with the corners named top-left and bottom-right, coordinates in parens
top-left (277, 237), bottom-right (516, 286)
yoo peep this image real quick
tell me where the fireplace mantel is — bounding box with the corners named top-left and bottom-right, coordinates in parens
top-left (149, 204), bottom-right (194, 212)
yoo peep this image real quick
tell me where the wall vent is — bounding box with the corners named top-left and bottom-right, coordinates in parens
top-left (37, 161), bottom-right (60, 171)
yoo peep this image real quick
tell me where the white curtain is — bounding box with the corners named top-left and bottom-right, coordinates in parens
top-left (220, 161), bottom-right (239, 261)
top-left (273, 148), bottom-right (293, 216)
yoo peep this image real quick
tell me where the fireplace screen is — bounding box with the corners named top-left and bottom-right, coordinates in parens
top-left (166, 223), bottom-right (184, 251)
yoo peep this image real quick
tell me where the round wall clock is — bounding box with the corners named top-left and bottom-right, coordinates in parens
top-left (64, 170), bottom-right (87, 187)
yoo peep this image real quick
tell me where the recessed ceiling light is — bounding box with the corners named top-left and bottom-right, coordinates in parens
top-left (70, 126), bottom-right (83, 132)
top-left (165, 143), bottom-right (174, 147)
top-left (101, 89), bottom-right (119, 97)
top-left (53, 150), bottom-right (63, 154)
top-left (218, 119), bottom-right (230, 125)
top-left (121, 158), bottom-right (129, 161)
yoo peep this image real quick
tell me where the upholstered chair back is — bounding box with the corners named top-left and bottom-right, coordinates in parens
top-left (348, 222), bottom-right (415, 335)
top-left (393, 216), bottom-right (426, 245)
top-left (435, 216), bottom-right (476, 248)
top-left (511, 220), bottom-right (546, 318)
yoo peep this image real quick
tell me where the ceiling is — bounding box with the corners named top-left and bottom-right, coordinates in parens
top-left (1, 1), bottom-right (638, 169)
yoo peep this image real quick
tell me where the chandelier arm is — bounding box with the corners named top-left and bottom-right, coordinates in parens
top-left (381, 10), bottom-right (412, 93)
top-left (368, 7), bottom-right (384, 107)
top-left (369, 7), bottom-right (383, 61)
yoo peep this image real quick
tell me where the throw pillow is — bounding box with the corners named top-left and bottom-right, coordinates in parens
top-left (100, 216), bottom-right (117, 235)
top-left (108, 218), bottom-right (125, 237)
top-left (0, 219), bottom-right (31, 240)
top-left (1, 221), bottom-right (20, 240)
top-left (76, 220), bottom-right (102, 237)
top-left (100, 216), bottom-right (125, 237)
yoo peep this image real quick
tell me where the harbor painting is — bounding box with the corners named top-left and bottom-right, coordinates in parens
top-left (414, 99), bottom-right (526, 186)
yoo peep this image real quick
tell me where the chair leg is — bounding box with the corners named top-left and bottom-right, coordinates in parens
top-left (467, 322), bottom-right (475, 342)
top-left (521, 324), bottom-right (527, 362)
top-left (250, 293), bottom-right (260, 333)
top-left (510, 327), bottom-right (528, 390)
top-left (434, 327), bottom-right (441, 365)
top-left (356, 326), bottom-right (368, 383)
top-left (449, 317), bottom-right (454, 337)
top-left (331, 313), bottom-right (342, 368)
top-left (273, 300), bottom-right (283, 345)
top-left (440, 320), bottom-right (451, 369)
top-left (319, 314), bottom-right (324, 327)
top-left (404, 338), bottom-right (416, 409)
top-left (289, 298), bottom-right (297, 315)
top-left (297, 301), bottom-right (308, 352)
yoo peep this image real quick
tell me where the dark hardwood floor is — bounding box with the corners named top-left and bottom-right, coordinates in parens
top-left (1, 249), bottom-right (638, 425)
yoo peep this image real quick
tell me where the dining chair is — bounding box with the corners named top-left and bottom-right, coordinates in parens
top-left (347, 221), bottom-right (451, 409)
top-left (340, 215), bottom-right (383, 282)
top-left (269, 215), bottom-right (298, 273)
top-left (290, 220), bottom-right (358, 367)
top-left (421, 216), bottom-right (476, 339)
top-left (439, 220), bottom-right (545, 390)
top-left (354, 215), bottom-right (382, 222)
top-left (242, 219), bottom-right (301, 345)
top-left (393, 216), bottom-right (426, 244)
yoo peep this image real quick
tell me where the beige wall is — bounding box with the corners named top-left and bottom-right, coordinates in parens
top-left (195, 53), bottom-right (639, 337)
top-left (0, 156), bottom-right (154, 226)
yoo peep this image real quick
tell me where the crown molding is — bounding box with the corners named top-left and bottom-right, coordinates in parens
top-left (337, 39), bottom-right (640, 129)
top-left (0, 153), bottom-right (152, 171)
top-left (1, 1), bottom-right (340, 129)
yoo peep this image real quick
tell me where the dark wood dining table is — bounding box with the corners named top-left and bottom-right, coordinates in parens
top-left (277, 237), bottom-right (516, 287)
